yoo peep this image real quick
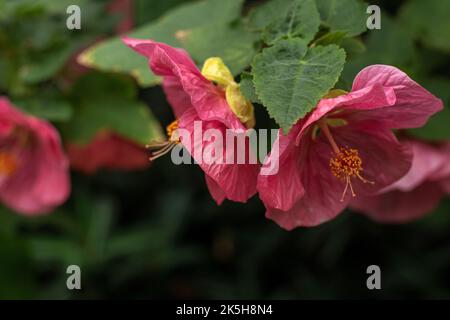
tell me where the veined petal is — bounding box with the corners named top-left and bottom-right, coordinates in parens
top-left (296, 83), bottom-right (396, 144)
top-left (205, 175), bottom-right (226, 205)
top-left (383, 140), bottom-right (448, 192)
top-left (265, 135), bottom-right (348, 230)
top-left (351, 64), bottom-right (443, 129)
top-left (351, 182), bottom-right (444, 223)
top-left (257, 126), bottom-right (304, 212)
top-left (122, 38), bottom-right (243, 129)
top-left (179, 108), bottom-right (258, 203)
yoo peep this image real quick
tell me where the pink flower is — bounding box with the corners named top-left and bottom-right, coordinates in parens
top-left (122, 38), bottom-right (259, 204)
top-left (351, 140), bottom-right (450, 223)
top-left (439, 143), bottom-right (450, 194)
top-left (0, 97), bottom-right (70, 215)
top-left (257, 65), bottom-right (443, 230)
top-left (67, 131), bottom-right (149, 174)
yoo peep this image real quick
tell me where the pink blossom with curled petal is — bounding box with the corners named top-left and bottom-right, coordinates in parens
top-left (0, 97), bottom-right (70, 215)
top-left (67, 131), bottom-right (149, 174)
top-left (107, 0), bottom-right (134, 34)
top-left (258, 65), bottom-right (443, 230)
top-left (437, 143), bottom-right (450, 194)
top-left (351, 140), bottom-right (450, 223)
top-left (122, 38), bottom-right (259, 204)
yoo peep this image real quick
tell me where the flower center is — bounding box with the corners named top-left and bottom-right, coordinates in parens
top-left (166, 119), bottom-right (180, 142)
top-left (318, 119), bottom-right (373, 201)
top-left (146, 119), bottom-right (180, 161)
top-left (0, 152), bottom-right (17, 177)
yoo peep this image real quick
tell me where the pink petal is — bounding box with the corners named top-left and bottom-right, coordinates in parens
top-left (67, 131), bottom-right (149, 174)
top-left (429, 142), bottom-right (450, 181)
top-left (0, 110), bottom-right (70, 215)
top-left (205, 175), bottom-right (226, 205)
top-left (296, 83), bottom-right (397, 142)
top-left (122, 38), bottom-right (243, 129)
top-left (190, 83), bottom-right (244, 130)
top-left (351, 182), bottom-right (444, 223)
top-left (384, 140), bottom-right (448, 192)
top-left (351, 65), bottom-right (443, 129)
top-left (162, 77), bottom-right (194, 118)
top-left (122, 37), bottom-right (200, 76)
top-left (257, 127), bottom-right (305, 211)
top-left (265, 136), bottom-right (348, 230)
top-left (431, 142), bottom-right (450, 194)
top-left (179, 108), bottom-right (258, 203)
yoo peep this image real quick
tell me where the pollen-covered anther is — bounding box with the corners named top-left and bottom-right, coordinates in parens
top-left (329, 147), bottom-right (374, 201)
top-left (166, 119), bottom-right (180, 143)
top-left (146, 120), bottom-right (180, 161)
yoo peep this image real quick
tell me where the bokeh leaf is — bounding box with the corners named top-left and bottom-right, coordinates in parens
top-left (400, 0), bottom-right (450, 53)
top-left (316, 0), bottom-right (367, 37)
top-left (178, 22), bottom-right (259, 75)
top-left (79, 0), bottom-right (244, 86)
top-left (62, 98), bottom-right (162, 145)
top-left (62, 72), bottom-right (163, 144)
top-left (19, 43), bottom-right (78, 84)
top-left (239, 72), bottom-right (261, 104)
top-left (12, 96), bottom-right (73, 121)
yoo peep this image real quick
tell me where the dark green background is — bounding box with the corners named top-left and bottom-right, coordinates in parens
top-left (0, 0), bottom-right (449, 299)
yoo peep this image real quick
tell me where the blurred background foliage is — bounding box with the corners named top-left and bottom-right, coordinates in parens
top-left (0, 0), bottom-right (449, 299)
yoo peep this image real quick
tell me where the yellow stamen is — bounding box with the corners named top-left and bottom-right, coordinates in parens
top-left (0, 152), bottom-right (17, 176)
top-left (146, 120), bottom-right (180, 161)
top-left (166, 119), bottom-right (180, 143)
top-left (319, 119), bottom-right (373, 201)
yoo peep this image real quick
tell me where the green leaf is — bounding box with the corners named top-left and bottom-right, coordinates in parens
top-left (246, 0), bottom-right (320, 45)
top-left (252, 38), bottom-right (346, 132)
top-left (19, 44), bottom-right (75, 84)
top-left (262, 0), bottom-right (320, 45)
top-left (340, 37), bottom-right (366, 59)
top-left (62, 73), bottom-right (163, 144)
top-left (28, 237), bottom-right (83, 265)
top-left (0, 235), bottom-right (36, 299)
top-left (79, 0), bottom-right (244, 87)
top-left (312, 31), bottom-right (347, 46)
top-left (13, 0), bottom-right (89, 14)
top-left (12, 96), bottom-right (73, 121)
top-left (316, 0), bottom-right (367, 37)
top-left (400, 0), bottom-right (450, 53)
top-left (178, 22), bottom-right (259, 75)
top-left (63, 98), bottom-right (163, 145)
top-left (71, 72), bottom-right (137, 101)
top-left (134, 0), bottom-right (192, 26)
top-left (239, 72), bottom-right (261, 104)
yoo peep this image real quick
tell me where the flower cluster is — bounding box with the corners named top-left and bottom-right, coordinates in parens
top-left (122, 38), bottom-right (445, 230)
top-left (1, 37), bottom-right (447, 229)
